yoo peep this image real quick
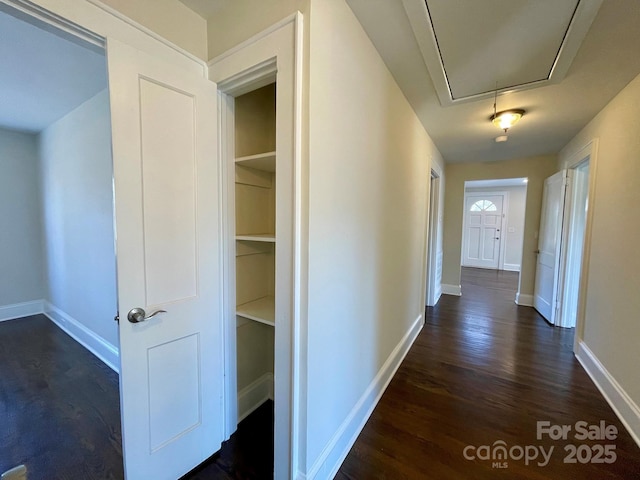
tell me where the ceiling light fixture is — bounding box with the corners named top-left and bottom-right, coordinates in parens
top-left (491, 109), bottom-right (525, 132)
top-left (490, 83), bottom-right (525, 133)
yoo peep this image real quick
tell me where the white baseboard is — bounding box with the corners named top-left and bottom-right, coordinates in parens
top-left (0, 300), bottom-right (44, 322)
top-left (43, 301), bottom-right (119, 373)
top-left (304, 314), bottom-right (424, 480)
top-left (515, 293), bottom-right (534, 306)
top-left (237, 372), bottom-right (273, 422)
top-left (426, 290), bottom-right (442, 308)
top-left (576, 341), bottom-right (640, 448)
top-left (503, 263), bottom-right (521, 272)
top-left (441, 284), bottom-right (462, 296)
top-left (434, 290), bottom-right (442, 305)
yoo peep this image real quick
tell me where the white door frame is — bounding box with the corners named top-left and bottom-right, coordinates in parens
top-left (556, 140), bottom-right (599, 348)
top-left (425, 165), bottom-right (443, 307)
top-left (1, 1), bottom-right (217, 479)
top-left (556, 160), bottom-right (589, 329)
top-left (0, 0), bottom-right (208, 73)
top-left (208, 13), bottom-right (303, 479)
top-left (461, 190), bottom-right (508, 270)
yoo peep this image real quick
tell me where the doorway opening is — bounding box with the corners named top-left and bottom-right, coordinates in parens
top-left (0, 6), bottom-right (120, 477)
top-left (210, 16), bottom-right (299, 477)
top-left (214, 53), bottom-right (296, 477)
top-left (558, 160), bottom-right (590, 328)
top-left (231, 82), bottom-right (277, 475)
top-left (533, 158), bottom-right (592, 328)
top-left (460, 178), bottom-right (528, 299)
top-left (426, 169), bottom-right (442, 307)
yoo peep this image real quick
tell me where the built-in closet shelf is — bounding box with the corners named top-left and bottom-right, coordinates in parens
top-left (236, 234), bottom-right (276, 243)
top-left (236, 296), bottom-right (275, 327)
top-left (235, 151), bottom-right (276, 172)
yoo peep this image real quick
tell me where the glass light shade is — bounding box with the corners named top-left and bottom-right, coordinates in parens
top-left (491, 109), bottom-right (525, 131)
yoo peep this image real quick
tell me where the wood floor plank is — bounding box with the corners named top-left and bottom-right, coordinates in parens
top-left (0, 316), bottom-right (274, 480)
top-left (0, 314), bottom-right (123, 480)
top-left (336, 268), bottom-right (640, 479)
top-left (4, 268), bottom-right (638, 479)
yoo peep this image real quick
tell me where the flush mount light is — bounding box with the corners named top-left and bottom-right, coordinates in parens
top-left (490, 82), bottom-right (525, 133)
top-left (495, 135), bottom-right (509, 143)
top-left (490, 109), bottom-right (525, 133)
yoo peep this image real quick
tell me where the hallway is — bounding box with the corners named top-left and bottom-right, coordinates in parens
top-left (336, 267), bottom-right (640, 479)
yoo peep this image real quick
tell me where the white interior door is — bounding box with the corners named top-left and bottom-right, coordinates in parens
top-left (107, 38), bottom-right (223, 479)
top-left (462, 194), bottom-right (504, 269)
top-left (534, 170), bottom-right (567, 324)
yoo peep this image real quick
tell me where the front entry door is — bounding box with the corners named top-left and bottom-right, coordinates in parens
top-left (107, 38), bottom-right (223, 479)
top-left (534, 170), bottom-right (568, 324)
top-left (462, 194), bottom-right (504, 269)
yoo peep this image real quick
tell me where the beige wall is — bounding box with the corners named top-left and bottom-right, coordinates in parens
top-left (442, 156), bottom-right (557, 296)
top-left (207, 1), bottom-right (447, 473)
top-left (205, 0), bottom-right (310, 60)
top-left (101, 0), bottom-right (207, 59)
top-left (305, 0), bottom-right (444, 472)
top-left (559, 72), bottom-right (640, 409)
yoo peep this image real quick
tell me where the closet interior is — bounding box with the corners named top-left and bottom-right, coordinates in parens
top-left (234, 83), bottom-right (277, 427)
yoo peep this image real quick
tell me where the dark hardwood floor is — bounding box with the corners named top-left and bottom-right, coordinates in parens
top-left (183, 401), bottom-right (274, 480)
top-left (5, 269), bottom-right (639, 479)
top-left (0, 314), bottom-right (273, 480)
top-left (0, 314), bottom-right (123, 480)
top-left (336, 267), bottom-right (640, 479)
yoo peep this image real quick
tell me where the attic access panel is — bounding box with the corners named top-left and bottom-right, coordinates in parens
top-left (403, 0), bottom-right (603, 105)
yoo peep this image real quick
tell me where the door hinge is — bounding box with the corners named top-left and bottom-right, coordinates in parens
top-left (114, 312), bottom-right (120, 323)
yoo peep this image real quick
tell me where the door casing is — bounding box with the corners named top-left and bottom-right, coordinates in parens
top-left (208, 13), bottom-right (304, 479)
top-left (461, 190), bottom-right (508, 270)
top-left (1, 1), bottom-right (221, 478)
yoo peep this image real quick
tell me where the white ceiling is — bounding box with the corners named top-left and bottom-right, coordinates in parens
top-left (0, 9), bottom-right (107, 133)
top-left (466, 178), bottom-right (528, 189)
top-left (346, 0), bottom-right (640, 163)
top-left (406, 0), bottom-right (604, 105)
top-left (428, 0), bottom-right (578, 99)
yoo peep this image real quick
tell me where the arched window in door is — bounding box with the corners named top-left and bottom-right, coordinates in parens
top-left (470, 199), bottom-right (498, 212)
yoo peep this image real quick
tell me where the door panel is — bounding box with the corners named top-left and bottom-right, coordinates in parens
top-left (534, 170), bottom-right (567, 323)
top-left (139, 79), bottom-right (199, 305)
top-left (462, 194), bottom-right (504, 268)
top-left (482, 226), bottom-right (498, 260)
top-left (467, 227), bottom-right (481, 259)
top-left (148, 334), bottom-right (201, 451)
top-left (107, 38), bottom-right (223, 479)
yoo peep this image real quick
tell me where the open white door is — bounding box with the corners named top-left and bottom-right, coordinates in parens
top-left (534, 170), bottom-right (568, 324)
top-left (107, 38), bottom-right (223, 479)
